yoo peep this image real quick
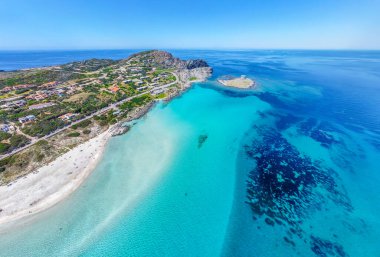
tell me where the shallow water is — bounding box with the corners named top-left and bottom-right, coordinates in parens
top-left (0, 50), bottom-right (380, 256)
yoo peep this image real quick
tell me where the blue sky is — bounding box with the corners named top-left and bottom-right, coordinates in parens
top-left (1, 0), bottom-right (379, 50)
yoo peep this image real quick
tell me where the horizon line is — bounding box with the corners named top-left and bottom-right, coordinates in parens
top-left (1, 47), bottom-right (380, 52)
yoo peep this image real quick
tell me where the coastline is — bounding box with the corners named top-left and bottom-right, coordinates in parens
top-left (0, 128), bottom-right (111, 227)
top-left (0, 77), bottom-right (208, 228)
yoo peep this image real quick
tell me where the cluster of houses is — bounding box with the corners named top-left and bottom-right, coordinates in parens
top-left (39, 81), bottom-right (59, 89)
top-left (0, 84), bottom-right (36, 93)
top-left (0, 81), bottom-right (63, 108)
top-left (0, 81), bottom-right (71, 112)
top-left (122, 72), bottom-right (172, 93)
top-left (26, 91), bottom-right (49, 101)
top-left (103, 59), bottom-right (173, 97)
top-left (26, 88), bottom-right (64, 101)
top-left (1, 61), bottom-right (173, 129)
top-left (17, 111), bottom-right (76, 126)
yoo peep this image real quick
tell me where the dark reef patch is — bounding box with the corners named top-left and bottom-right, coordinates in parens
top-left (275, 113), bottom-right (302, 131)
top-left (310, 236), bottom-right (348, 257)
top-left (198, 134), bottom-right (208, 148)
top-left (265, 111), bottom-right (303, 131)
top-left (297, 118), bottom-right (341, 148)
top-left (217, 88), bottom-right (252, 98)
top-left (256, 92), bottom-right (290, 109)
top-left (244, 126), bottom-right (352, 253)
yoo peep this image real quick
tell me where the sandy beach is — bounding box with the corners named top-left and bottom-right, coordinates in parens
top-left (0, 128), bottom-right (112, 226)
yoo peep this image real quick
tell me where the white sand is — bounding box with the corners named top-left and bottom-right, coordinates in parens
top-left (0, 130), bottom-right (111, 226)
top-left (218, 76), bottom-right (255, 89)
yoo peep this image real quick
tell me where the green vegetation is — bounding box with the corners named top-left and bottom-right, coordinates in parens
top-left (102, 67), bottom-right (113, 73)
top-left (22, 119), bottom-right (65, 138)
top-left (94, 111), bottom-right (117, 126)
top-left (0, 131), bottom-right (12, 141)
top-left (0, 143), bottom-right (10, 154)
top-left (119, 94), bottom-right (153, 111)
top-left (67, 132), bottom-right (80, 137)
top-left (71, 119), bottom-right (91, 129)
top-left (0, 134), bottom-right (30, 154)
top-left (9, 135), bottom-right (30, 148)
top-left (155, 92), bottom-right (167, 99)
top-left (15, 88), bottom-right (30, 94)
top-left (0, 70), bottom-right (57, 87)
top-left (0, 50), bottom-right (191, 173)
top-left (0, 156), bottom-right (10, 172)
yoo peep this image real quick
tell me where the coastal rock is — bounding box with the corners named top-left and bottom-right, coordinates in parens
top-left (111, 125), bottom-right (129, 137)
top-left (178, 67), bottom-right (212, 85)
top-left (185, 59), bottom-right (209, 69)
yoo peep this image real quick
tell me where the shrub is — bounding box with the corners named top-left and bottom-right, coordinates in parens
top-left (22, 119), bottom-right (65, 138)
top-left (83, 129), bottom-right (91, 134)
top-left (67, 132), bottom-right (80, 137)
top-left (76, 119), bottom-right (91, 128)
top-left (9, 134), bottom-right (30, 149)
top-left (36, 153), bottom-right (45, 162)
top-left (0, 131), bottom-right (12, 141)
top-left (0, 143), bottom-right (10, 154)
top-left (99, 120), bottom-right (108, 126)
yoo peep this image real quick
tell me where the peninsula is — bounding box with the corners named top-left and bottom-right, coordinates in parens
top-left (0, 50), bottom-right (212, 225)
top-left (218, 75), bottom-right (255, 89)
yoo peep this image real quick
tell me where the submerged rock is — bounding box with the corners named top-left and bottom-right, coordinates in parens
top-left (244, 125), bottom-right (353, 251)
top-left (198, 134), bottom-right (208, 148)
top-left (310, 235), bottom-right (348, 257)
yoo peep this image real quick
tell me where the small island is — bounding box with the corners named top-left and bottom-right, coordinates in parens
top-left (218, 75), bottom-right (255, 89)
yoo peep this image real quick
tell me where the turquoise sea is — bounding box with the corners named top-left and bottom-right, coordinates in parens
top-left (0, 50), bottom-right (380, 256)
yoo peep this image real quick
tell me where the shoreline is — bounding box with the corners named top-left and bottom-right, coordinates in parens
top-left (0, 128), bottom-right (112, 227)
top-left (0, 77), bottom-right (208, 228)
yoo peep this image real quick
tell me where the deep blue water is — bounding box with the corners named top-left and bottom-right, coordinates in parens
top-left (0, 50), bottom-right (143, 71)
top-left (0, 50), bottom-right (380, 257)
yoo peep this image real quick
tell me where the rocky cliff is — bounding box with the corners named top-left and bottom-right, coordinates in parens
top-left (126, 50), bottom-right (212, 85)
top-left (126, 50), bottom-right (210, 70)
